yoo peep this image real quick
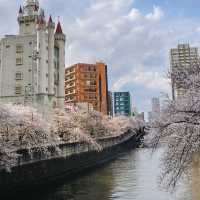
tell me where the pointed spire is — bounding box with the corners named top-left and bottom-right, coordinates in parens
top-left (34, 4), bottom-right (38, 12)
top-left (19, 5), bottom-right (23, 14)
top-left (55, 21), bottom-right (63, 34)
top-left (39, 17), bottom-right (45, 25)
top-left (48, 15), bottom-right (53, 25)
top-left (36, 15), bottom-right (45, 28)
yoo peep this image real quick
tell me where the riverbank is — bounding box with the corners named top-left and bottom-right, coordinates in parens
top-left (0, 129), bottom-right (144, 197)
top-left (3, 148), bottom-right (193, 200)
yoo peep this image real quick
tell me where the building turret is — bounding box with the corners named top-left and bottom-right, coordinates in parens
top-left (35, 0), bottom-right (39, 9)
top-left (23, 0), bottom-right (37, 16)
top-left (19, 6), bottom-right (23, 14)
top-left (47, 15), bottom-right (55, 96)
top-left (18, 0), bottom-right (40, 35)
top-left (36, 12), bottom-right (48, 96)
top-left (55, 21), bottom-right (66, 109)
top-left (36, 8), bottom-right (46, 30)
top-left (18, 6), bottom-right (23, 18)
top-left (34, 4), bottom-right (39, 15)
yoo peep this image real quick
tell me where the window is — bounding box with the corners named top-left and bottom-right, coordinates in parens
top-left (15, 86), bottom-right (22, 95)
top-left (90, 74), bottom-right (96, 78)
top-left (16, 57), bottom-right (23, 65)
top-left (69, 75), bottom-right (74, 79)
top-left (84, 88), bottom-right (96, 93)
top-left (90, 80), bottom-right (96, 86)
top-left (16, 45), bottom-right (23, 53)
top-left (86, 80), bottom-right (90, 86)
top-left (16, 72), bottom-right (23, 80)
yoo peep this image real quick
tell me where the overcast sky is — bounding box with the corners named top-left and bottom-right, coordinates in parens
top-left (1, 0), bottom-right (200, 113)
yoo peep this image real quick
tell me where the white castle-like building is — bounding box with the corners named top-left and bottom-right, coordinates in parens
top-left (0, 0), bottom-right (66, 111)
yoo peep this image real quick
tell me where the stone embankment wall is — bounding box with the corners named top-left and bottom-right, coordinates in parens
top-left (0, 129), bottom-right (144, 195)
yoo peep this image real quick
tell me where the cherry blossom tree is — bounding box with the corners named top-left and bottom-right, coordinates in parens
top-left (53, 108), bottom-right (102, 150)
top-left (151, 61), bottom-right (200, 190)
top-left (0, 104), bottom-right (61, 170)
top-left (0, 102), bottom-right (144, 170)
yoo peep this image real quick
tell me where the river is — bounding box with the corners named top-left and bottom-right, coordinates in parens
top-left (15, 148), bottom-right (195, 200)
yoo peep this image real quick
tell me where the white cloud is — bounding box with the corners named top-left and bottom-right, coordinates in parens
top-left (128, 8), bottom-right (142, 20)
top-left (146, 6), bottom-right (164, 21)
top-left (196, 27), bottom-right (200, 33)
top-left (112, 69), bottom-right (170, 92)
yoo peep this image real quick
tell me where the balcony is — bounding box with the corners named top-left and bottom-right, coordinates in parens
top-left (65, 69), bottom-right (75, 75)
top-left (66, 90), bottom-right (76, 95)
top-left (65, 83), bottom-right (76, 89)
top-left (65, 76), bottom-right (76, 83)
top-left (65, 99), bottom-right (75, 103)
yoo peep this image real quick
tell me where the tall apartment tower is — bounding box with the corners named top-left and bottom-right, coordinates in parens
top-left (151, 97), bottom-right (160, 120)
top-left (114, 92), bottom-right (132, 117)
top-left (148, 111), bottom-right (153, 123)
top-left (0, 0), bottom-right (66, 112)
top-left (65, 62), bottom-right (109, 115)
top-left (170, 44), bottom-right (199, 100)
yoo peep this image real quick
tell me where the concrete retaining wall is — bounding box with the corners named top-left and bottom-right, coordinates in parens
top-left (0, 130), bottom-right (143, 195)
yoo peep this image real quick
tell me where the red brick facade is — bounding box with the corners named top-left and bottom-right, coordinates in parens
top-left (65, 62), bottom-right (108, 115)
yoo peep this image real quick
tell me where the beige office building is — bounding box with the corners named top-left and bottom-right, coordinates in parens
top-left (170, 44), bottom-right (199, 99)
top-left (0, 0), bottom-right (66, 112)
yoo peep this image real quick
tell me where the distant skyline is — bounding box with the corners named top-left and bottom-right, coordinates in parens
top-left (1, 0), bottom-right (200, 113)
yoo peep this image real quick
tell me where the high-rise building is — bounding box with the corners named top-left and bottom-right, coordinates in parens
top-left (151, 97), bottom-right (160, 120)
top-left (148, 97), bottom-right (160, 123)
top-left (136, 112), bottom-right (145, 122)
top-left (170, 44), bottom-right (199, 99)
top-left (114, 92), bottom-right (132, 116)
top-left (152, 97), bottom-right (160, 113)
top-left (148, 111), bottom-right (153, 123)
top-left (65, 62), bottom-right (109, 115)
top-left (0, 0), bottom-right (66, 112)
top-left (107, 91), bottom-right (113, 117)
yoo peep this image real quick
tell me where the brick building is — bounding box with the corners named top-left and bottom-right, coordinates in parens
top-left (65, 62), bottom-right (109, 115)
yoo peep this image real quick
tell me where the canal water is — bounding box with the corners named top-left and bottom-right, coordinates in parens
top-left (18, 149), bottom-right (194, 200)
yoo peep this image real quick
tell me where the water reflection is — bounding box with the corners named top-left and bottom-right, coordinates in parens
top-left (12, 149), bottom-right (195, 200)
